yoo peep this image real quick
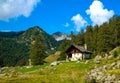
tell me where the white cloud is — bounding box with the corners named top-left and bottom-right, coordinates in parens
top-left (86, 0), bottom-right (114, 26)
top-left (71, 14), bottom-right (87, 32)
top-left (64, 22), bottom-right (69, 27)
top-left (0, 0), bottom-right (40, 21)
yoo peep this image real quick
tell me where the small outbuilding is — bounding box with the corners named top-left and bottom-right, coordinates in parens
top-left (66, 45), bottom-right (92, 61)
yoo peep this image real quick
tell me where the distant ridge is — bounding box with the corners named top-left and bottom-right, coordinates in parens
top-left (52, 31), bottom-right (71, 41)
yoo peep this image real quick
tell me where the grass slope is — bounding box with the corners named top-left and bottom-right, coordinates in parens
top-left (0, 61), bottom-right (95, 83)
top-left (1, 47), bottom-right (120, 83)
top-left (44, 51), bottom-right (61, 63)
top-left (110, 46), bottom-right (120, 56)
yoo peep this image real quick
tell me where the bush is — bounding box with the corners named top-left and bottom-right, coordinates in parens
top-left (57, 52), bottom-right (66, 60)
top-left (113, 51), bottom-right (118, 58)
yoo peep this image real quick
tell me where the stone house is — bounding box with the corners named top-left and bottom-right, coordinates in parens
top-left (66, 45), bottom-right (92, 61)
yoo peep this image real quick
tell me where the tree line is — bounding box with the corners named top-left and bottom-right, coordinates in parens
top-left (0, 37), bottom-right (29, 67)
top-left (58, 16), bottom-right (120, 60)
top-left (84, 16), bottom-right (120, 55)
top-left (0, 26), bottom-right (58, 67)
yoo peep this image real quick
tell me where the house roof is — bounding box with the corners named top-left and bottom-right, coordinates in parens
top-left (66, 45), bottom-right (92, 54)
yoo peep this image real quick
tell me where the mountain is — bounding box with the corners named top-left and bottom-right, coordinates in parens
top-left (52, 32), bottom-right (71, 41)
top-left (19, 26), bottom-right (59, 52)
top-left (0, 26), bottom-right (59, 66)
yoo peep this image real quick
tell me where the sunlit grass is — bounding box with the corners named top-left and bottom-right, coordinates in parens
top-left (0, 61), bottom-right (95, 83)
top-left (104, 69), bottom-right (120, 75)
top-left (44, 51), bottom-right (61, 63)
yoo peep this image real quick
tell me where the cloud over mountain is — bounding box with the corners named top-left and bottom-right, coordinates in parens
top-left (71, 14), bottom-right (87, 32)
top-left (86, 0), bottom-right (114, 26)
top-left (0, 0), bottom-right (40, 21)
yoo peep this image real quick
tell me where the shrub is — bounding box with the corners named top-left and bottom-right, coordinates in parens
top-left (113, 51), bottom-right (118, 58)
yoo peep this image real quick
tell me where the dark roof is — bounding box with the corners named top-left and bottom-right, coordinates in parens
top-left (66, 45), bottom-right (92, 54)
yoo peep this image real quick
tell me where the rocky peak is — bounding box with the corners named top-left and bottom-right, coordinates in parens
top-left (52, 32), bottom-right (71, 41)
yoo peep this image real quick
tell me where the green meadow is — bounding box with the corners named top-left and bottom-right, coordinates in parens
top-left (0, 61), bottom-right (95, 83)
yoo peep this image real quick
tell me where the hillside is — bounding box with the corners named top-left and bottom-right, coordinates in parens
top-left (85, 47), bottom-right (120, 83)
top-left (0, 47), bottom-right (120, 83)
top-left (0, 26), bottom-right (59, 66)
top-left (0, 61), bottom-right (95, 83)
top-left (0, 37), bottom-right (29, 66)
top-left (44, 51), bottom-right (61, 63)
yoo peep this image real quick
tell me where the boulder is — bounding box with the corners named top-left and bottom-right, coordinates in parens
top-left (97, 71), bottom-right (102, 75)
top-left (111, 75), bottom-right (116, 80)
top-left (105, 53), bottom-right (109, 59)
top-left (96, 75), bottom-right (103, 81)
top-left (50, 61), bottom-right (58, 66)
top-left (117, 56), bottom-right (120, 60)
top-left (94, 55), bottom-right (102, 60)
top-left (94, 59), bottom-right (101, 64)
top-left (101, 76), bottom-right (106, 82)
top-left (76, 61), bottom-right (80, 64)
top-left (85, 60), bottom-right (89, 64)
top-left (26, 66), bottom-right (33, 68)
top-left (94, 55), bottom-right (102, 64)
top-left (50, 61), bottom-right (61, 66)
top-left (111, 62), bottom-right (117, 67)
top-left (107, 55), bottom-right (113, 60)
top-left (117, 61), bottom-right (120, 68)
top-left (103, 65), bottom-right (107, 70)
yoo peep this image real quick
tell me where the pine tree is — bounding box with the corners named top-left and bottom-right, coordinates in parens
top-left (30, 36), bottom-right (46, 65)
top-left (115, 16), bottom-right (120, 46)
top-left (93, 25), bottom-right (99, 55)
top-left (75, 31), bottom-right (85, 46)
top-left (97, 22), bottom-right (113, 54)
top-left (108, 16), bottom-right (116, 48)
top-left (84, 25), bottom-right (93, 51)
top-left (70, 31), bottom-right (76, 44)
top-left (58, 39), bottom-right (70, 60)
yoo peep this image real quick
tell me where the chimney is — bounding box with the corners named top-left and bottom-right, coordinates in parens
top-left (84, 44), bottom-right (87, 50)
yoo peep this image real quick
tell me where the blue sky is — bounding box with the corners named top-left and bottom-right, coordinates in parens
top-left (0, 0), bottom-right (120, 34)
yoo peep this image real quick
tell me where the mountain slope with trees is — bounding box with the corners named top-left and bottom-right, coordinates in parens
top-left (58, 16), bottom-right (120, 59)
top-left (0, 26), bottom-right (59, 66)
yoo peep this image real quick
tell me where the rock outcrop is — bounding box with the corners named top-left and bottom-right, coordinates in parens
top-left (85, 61), bottom-right (120, 83)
